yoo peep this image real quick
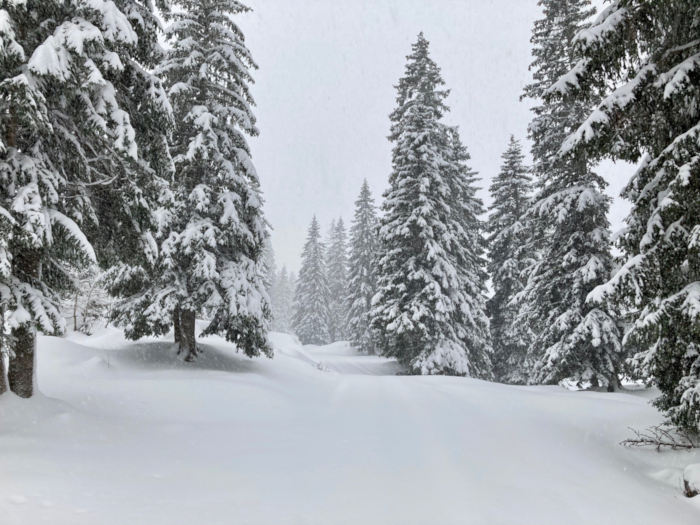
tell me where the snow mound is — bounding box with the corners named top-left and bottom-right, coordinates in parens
top-left (0, 392), bottom-right (72, 434)
top-left (684, 464), bottom-right (700, 497)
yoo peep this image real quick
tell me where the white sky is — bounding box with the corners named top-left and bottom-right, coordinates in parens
top-left (239, 0), bottom-right (632, 272)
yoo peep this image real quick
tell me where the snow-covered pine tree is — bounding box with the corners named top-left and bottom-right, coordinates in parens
top-left (270, 266), bottom-right (294, 333)
top-left (440, 125), bottom-right (493, 377)
top-left (110, 0), bottom-right (271, 362)
top-left (370, 33), bottom-right (492, 377)
top-left (327, 218), bottom-right (349, 341)
top-left (100, 0), bottom-right (175, 339)
top-left (288, 270), bottom-right (298, 330)
top-left (346, 180), bottom-right (379, 354)
top-left (292, 216), bottom-right (331, 345)
top-left (263, 238), bottom-right (277, 298)
top-left (518, 0), bottom-right (623, 390)
top-left (0, 0), bottom-right (172, 397)
top-left (550, 1), bottom-right (700, 429)
top-left (486, 136), bottom-right (533, 383)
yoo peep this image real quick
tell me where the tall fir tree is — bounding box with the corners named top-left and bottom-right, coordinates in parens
top-left (442, 126), bottom-right (493, 376)
top-left (551, 1), bottom-right (700, 429)
top-left (518, 0), bottom-right (623, 390)
top-left (371, 33), bottom-right (492, 377)
top-left (292, 216), bottom-right (331, 345)
top-left (486, 136), bottom-right (533, 383)
top-left (270, 266), bottom-right (294, 333)
top-left (110, 0), bottom-right (271, 361)
top-left (263, 237), bottom-right (277, 298)
top-left (0, 0), bottom-right (172, 396)
top-left (327, 218), bottom-right (349, 341)
top-left (346, 180), bottom-right (379, 354)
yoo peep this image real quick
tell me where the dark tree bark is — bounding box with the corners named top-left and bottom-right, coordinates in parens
top-left (0, 305), bottom-right (7, 395)
top-left (8, 247), bottom-right (40, 397)
top-left (0, 353), bottom-right (9, 395)
top-left (179, 309), bottom-right (197, 362)
top-left (173, 304), bottom-right (182, 348)
top-left (8, 324), bottom-right (35, 397)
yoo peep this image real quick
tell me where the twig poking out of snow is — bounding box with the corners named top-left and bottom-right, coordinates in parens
top-left (620, 425), bottom-right (697, 451)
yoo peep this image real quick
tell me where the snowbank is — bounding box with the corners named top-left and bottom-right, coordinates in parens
top-left (1, 329), bottom-right (699, 524)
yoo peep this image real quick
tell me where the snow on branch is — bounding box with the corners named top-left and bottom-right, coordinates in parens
top-left (574, 4), bottom-right (628, 47)
top-left (48, 209), bottom-right (97, 262)
top-left (657, 51), bottom-right (700, 99)
top-left (561, 65), bottom-right (656, 153)
top-left (586, 253), bottom-right (644, 306)
top-left (546, 58), bottom-right (589, 96)
top-left (621, 425), bottom-right (697, 451)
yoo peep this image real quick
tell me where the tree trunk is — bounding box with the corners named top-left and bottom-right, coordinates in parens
top-left (0, 304), bottom-right (7, 395)
top-left (8, 248), bottom-right (40, 398)
top-left (0, 352), bottom-right (9, 395)
top-left (73, 290), bottom-right (80, 332)
top-left (8, 324), bottom-right (36, 397)
top-left (6, 106), bottom-right (16, 149)
top-left (179, 309), bottom-right (197, 362)
top-left (607, 374), bottom-right (621, 393)
top-left (173, 304), bottom-right (182, 348)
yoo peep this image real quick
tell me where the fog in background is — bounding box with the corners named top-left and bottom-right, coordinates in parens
top-left (240, 0), bottom-right (633, 272)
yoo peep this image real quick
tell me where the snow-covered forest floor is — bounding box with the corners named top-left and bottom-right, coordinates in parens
top-left (1, 329), bottom-right (699, 525)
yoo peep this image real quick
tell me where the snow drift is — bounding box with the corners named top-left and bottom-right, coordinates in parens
top-left (1, 328), bottom-right (699, 525)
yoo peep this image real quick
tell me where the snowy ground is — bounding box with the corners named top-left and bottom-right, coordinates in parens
top-left (1, 329), bottom-right (699, 525)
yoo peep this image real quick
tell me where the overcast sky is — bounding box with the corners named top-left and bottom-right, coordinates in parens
top-left (239, 0), bottom-right (632, 272)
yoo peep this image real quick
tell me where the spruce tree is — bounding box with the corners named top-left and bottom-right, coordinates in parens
top-left (292, 216), bottom-right (331, 345)
top-left (518, 0), bottom-right (623, 390)
top-left (110, 0), bottom-right (271, 361)
top-left (270, 266), bottom-right (294, 333)
top-left (263, 238), bottom-right (277, 299)
top-left (551, 1), bottom-right (700, 429)
top-left (0, 0), bottom-right (172, 396)
top-left (371, 33), bottom-right (492, 377)
top-left (486, 136), bottom-right (533, 383)
top-left (346, 180), bottom-right (379, 354)
top-left (327, 218), bottom-right (349, 341)
top-left (442, 125), bottom-right (493, 377)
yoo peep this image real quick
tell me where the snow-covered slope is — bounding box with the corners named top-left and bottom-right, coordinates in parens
top-left (1, 329), bottom-right (699, 525)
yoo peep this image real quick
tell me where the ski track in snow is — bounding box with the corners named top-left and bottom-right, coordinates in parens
top-left (1, 328), bottom-right (699, 525)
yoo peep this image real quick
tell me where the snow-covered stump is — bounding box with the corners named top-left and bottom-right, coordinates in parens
top-left (683, 464), bottom-right (700, 498)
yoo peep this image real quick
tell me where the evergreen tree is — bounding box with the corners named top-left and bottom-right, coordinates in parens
top-left (327, 218), bottom-right (349, 341)
top-left (0, 0), bottom-right (172, 396)
top-left (371, 33), bottom-right (492, 377)
top-left (325, 219), bottom-right (336, 251)
top-left (270, 266), bottom-right (294, 333)
top-left (292, 216), bottom-right (331, 345)
top-left (551, 1), bottom-right (700, 429)
top-left (110, 0), bottom-right (271, 361)
top-left (486, 136), bottom-right (533, 383)
top-left (346, 180), bottom-right (379, 354)
top-left (518, 0), bottom-right (623, 390)
top-left (263, 238), bottom-right (277, 298)
top-left (442, 125), bottom-right (494, 377)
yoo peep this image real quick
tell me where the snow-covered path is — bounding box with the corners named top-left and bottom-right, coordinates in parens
top-left (1, 330), bottom-right (699, 525)
top-left (304, 341), bottom-right (402, 375)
